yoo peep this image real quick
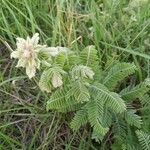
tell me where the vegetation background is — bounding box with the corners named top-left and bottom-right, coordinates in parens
top-left (0, 0), bottom-right (150, 149)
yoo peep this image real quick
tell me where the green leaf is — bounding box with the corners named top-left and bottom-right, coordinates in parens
top-left (39, 68), bottom-right (53, 93)
top-left (39, 65), bottom-right (66, 92)
top-left (87, 101), bottom-right (109, 140)
top-left (70, 108), bottom-right (88, 131)
top-left (124, 110), bottom-right (142, 128)
top-left (80, 45), bottom-right (100, 72)
top-left (136, 130), bottom-right (150, 150)
top-left (120, 80), bottom-right (150, 101)
top-left (71, 65), bottom-right (94, 80)
top-left (139, 94), bottom-right (150, 106)
top-left (67, 80), bottom-right (90, 103)
top-left (46, 86), bottom-right (77, 111)
top-left (90, 83), bottom-right (126, 113)
top-left (103, 63), bottom-right (137, 90)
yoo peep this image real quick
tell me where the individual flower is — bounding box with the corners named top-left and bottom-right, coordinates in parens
top-left (11, 33), bottom-right (45, 79)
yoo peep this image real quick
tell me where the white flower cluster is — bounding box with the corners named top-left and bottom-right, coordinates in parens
top-left (11, 33), bottom-right (68, 79)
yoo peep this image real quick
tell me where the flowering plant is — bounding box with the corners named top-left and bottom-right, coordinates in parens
top-left (11, 33), bottom-right (150, 142)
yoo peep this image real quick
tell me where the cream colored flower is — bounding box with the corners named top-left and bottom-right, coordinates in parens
top-left (11, 33), bottom-right (45, 79)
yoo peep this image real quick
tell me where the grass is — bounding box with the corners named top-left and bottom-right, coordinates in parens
top-left (0, 0), bottom-right (150, 149)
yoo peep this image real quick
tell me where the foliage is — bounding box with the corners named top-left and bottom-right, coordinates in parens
top-left (11, 33), bottom-right (150, 148)
top-left (136, 130), bottom-right (150, 150)
top-left (1, 0), bottom-right (150, 149)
